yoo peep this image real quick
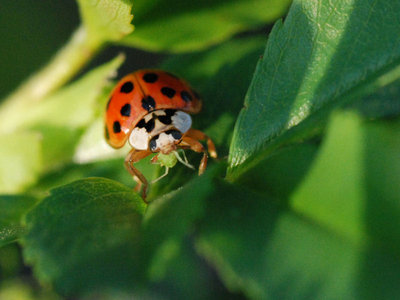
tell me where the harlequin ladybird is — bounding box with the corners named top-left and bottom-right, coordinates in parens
top-left (105, 69), bottom-right (217, 200)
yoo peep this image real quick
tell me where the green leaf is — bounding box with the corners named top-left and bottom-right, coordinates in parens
top-left (228, 0), bottom-right (400, 178)
top-left (142, 165), bottom-right (222, 280)
top-left (28, 158), bottom-right (134, 197)
top-left (161, 36), bottom-right (266, 157)
top-left (77, 0), bottom-right (134, 46)
top-left (123, 0), bottom-right (291, 53)
top-left (0, 195), bottom-right (38, 247)
top-left (22, 178), bottom-right (145, 296)
top-left (196, 112), bottom-right (400, 299)
top-left (236, 142), bottom-right (319, 201)
top-left (350, 77), bottom-right (400, 119)
top-left (0, 132), bottom-right (42, 193)
top-left (139, 164), bottom-right (233, 298)
top-left (291, 112), bottom-right (400, 245)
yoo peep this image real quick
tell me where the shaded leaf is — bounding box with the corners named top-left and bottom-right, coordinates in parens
top-left (236, 142), bottom-right (319, 201)
top-left (0, 195), bottom-right (38, 247)
top-left (142, 164), bottom-right (223, 278)
top-left (350, 77), bottom-right (400, 119)
top-left (123, 0), bottom-right (291, 53)
top-left (291, 112), bottom-right (400, 246)
top-left (196, 112), bottom-right (400, 299)
top-left (22, 178), bottom-right (145, 296)
top-left (229, 0), bottom-right (400, 178)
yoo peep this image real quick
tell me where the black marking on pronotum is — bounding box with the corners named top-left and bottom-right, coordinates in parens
top-left (161, 87), bottom-right (176, 98)
top-left (164, 109), bottom-right (176, 117)
top-left (113, 121), bottom-right (121, 133)
top-left (158, 115), bottom-right (172, 125)
top-left (120, 103), bottom-right (131, 117)
top-left (136, 119), bottom-right (146, 128)
top-left (142, 96), bottom-right (156, 111)
top-left (142, 73), bottom-right (158, 83)
top-left (166, 129), bottom-right (182, 140)
top-left (105, 126), bottom-right (110, 140)
top-left (136, 118), bottom-right (155, 132)
top-left (158, 109), bottom-right (176, 125)
top-left (144, 119), bottom-right (155, 132)
top-left (120, 81), bottom-right (134, 93)
top-left (181, 91), bottom-right (193, 102)
top-left (149, 135), bottom-right (159, 151)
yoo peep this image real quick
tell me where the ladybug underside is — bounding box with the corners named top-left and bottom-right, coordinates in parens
top-left (128, 109), bottom-right (192, 154)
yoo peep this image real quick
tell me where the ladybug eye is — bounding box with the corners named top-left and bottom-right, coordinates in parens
top-left (149, 138), bottom-right (158, 152)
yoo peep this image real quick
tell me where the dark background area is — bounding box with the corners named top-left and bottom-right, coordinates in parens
top-left (0, 0), bottom-right (164, 100)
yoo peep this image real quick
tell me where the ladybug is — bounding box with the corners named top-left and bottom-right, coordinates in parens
top-left (105, 69), bottom-right (217, 200)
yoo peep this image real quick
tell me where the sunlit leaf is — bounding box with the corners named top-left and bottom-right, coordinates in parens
top-left (228, 0), bottom-right (400, 179)
top-left (77, 0), bottom-right (134, 46)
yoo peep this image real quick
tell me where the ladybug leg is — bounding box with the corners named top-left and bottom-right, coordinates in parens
top-left (124, 149), bottom-right (152, 201)
top-left (178, 136), bottom-right (208, 175)
top-left (184, 129), bottom-right (217, 158)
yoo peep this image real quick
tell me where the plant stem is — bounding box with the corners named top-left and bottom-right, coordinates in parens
top-left (0, 25), bottom-right (102, 132)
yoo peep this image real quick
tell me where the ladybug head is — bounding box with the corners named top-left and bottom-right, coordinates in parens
top-left (128, 110), bottom-right (192, 153)
top-left (149, 130), bottom-right (182, 154)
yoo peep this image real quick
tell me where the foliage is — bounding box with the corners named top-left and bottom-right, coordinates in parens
top-left (0, 0), bottom-right (399, 299)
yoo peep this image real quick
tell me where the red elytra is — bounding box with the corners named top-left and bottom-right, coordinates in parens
top-left (105, 69), bottom-right (202, 149)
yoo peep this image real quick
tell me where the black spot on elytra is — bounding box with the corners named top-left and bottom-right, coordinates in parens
top-left (166, 129), bottom-right (182, 140)
top-left (181, 91), bottom-right (193, 102)
top-left (136, 119), bottom-right (146, 128)
top-left (120, 103), bottom-right (131, 117)
top-left (161, 87), bottom-right (176, 98)
top-left (144, 119), bottom-right (155, 132)
top-left (142, 96), bottom-right (156, 111)
top-left (142, 73), bottom-right (158, 83)
top-left (165, 109), bottom-right (176, 117)
top-left (120, 81), bottom-right (134, 93)
top-left (113, 121), bottom-right (121, 133)
top-left (105, 126), bottom-right (110, 140)
top-left (158, 115), bottom-right (172, 125)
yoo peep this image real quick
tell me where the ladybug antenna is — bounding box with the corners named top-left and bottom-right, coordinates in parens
top-left (174, 150), bottom-right (195, 170)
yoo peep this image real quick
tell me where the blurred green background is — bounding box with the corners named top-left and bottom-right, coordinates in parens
top-left (1, 0), bottom-right (400, 299)
top-left (0, 1), bottom-right (161, 298)
top-left (0, 0), bottom-right (163, 100)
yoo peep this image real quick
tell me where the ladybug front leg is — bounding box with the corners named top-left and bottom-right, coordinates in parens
top-left (178, 136), bottom-right (208, 175)
top-left (184, 128), bottom-right (217, 158)
top-left (124, 149), bottom-right (152, 201)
